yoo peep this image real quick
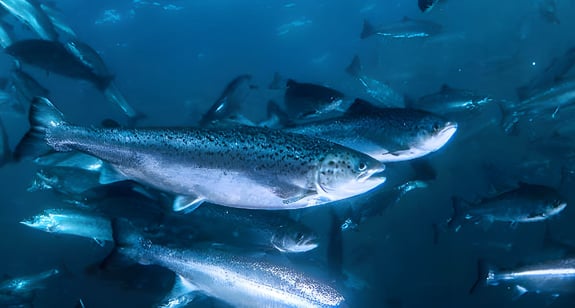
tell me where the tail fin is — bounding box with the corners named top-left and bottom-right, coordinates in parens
top-left (469, 259), bottom-right (494, 294)
top-left (345, 55), bottom-right (362, 77)
top-left (262, 100), bottom-right (293, 128)
top-left (360, 19), bottom-right (376, 39)
top-left (110, 218), bottom-right (142, 249)
top-left (447, 196), bottom-right (469, 232)
top-left (14, 97), bottom-right (68, 160)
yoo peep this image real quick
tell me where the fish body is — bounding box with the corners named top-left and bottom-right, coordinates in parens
top-left (286, 99), bottom-right (457, 162)
top-left (345, 55), bottom-right (404, 108)
top-left (360, 17), bottom-right (442, 39)
top-left (113, 220), bottom-right (345, 307)
top-left (20, 208), bottom-right (113, 242)
top-left (16, 98), bottom-right (386, 210)
top-left (0, 20), bottom-right (15, 48)
top-left (412, 84), bottom-right (493, 116)
top-left (40, 3), bottom-right (77, 38)
top-left (284, 79), bottom-right (347, 120)
top-left (0, 0), bottom-right (59, 40)
top-left (471, 258), bottom-right (575, 297)
top-left (10, 68), bottom-right (50, 102)
top-left (199, 74), bottom-right (255, 127)
top-left (0, 268), bottom-right (60, 295)
top-left (504, 77), bottom-right (575, 132)
top-left (448, 184), bottom-right (567, 231)
top-left (418, 0), bottom-right (440, 13)
top-left (6, 39), bottom-right (113, 91)
top-left (517, 47), bottom-right (575, 100)
top-left (186, 204), bottom-right (318, 253)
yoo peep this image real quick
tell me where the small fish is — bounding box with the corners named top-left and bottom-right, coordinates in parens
top-left (447, 183), bottom-right (567, 232)
top-left (284, 79), bottom-right (348, 120)
top-left (40, 3), bottom-right (78, 38)
top-left (345, 55), bottom-right (405, 108)
top-left (6, 39), bottom-right (114, 91)
top-left (0, 0), bottom-right (59, 40)
top-left (342, 180), bottom-right (428, 231)
top-left (27, 166), bottom-right (102, 197)
top-left (0, 20), bottom-right (15, 48)
top-left (0, 268), bottom-right (60, 295)
top-left (360, 16), bottom-right (442, 39)
top-left (517, 46), bottom-right (575, 100)
top-left (16, 97), bottom-right (386, 211)
top-left (20, 208), bottom-right (113, 245)
top-left (411, 84), bottom-right (493, 116)
top-left (180, 204), bottom-right (318, 253)
top-left (198, 74), bottom-right (256, 127)
top-left (503, 77), bottom-right (575, 133)
top-left (110, 219), bottom-right (345, 307)
top-left (286, 99), bottom-right (458, 162)
top-left (10, 68), bottom-right (50, 102)
top-left (538, 0), bottom-right (560, 25)
top-left (418, 0), bottom-right (440, 13)
top-left (470, 258), bottom-right (575, 298)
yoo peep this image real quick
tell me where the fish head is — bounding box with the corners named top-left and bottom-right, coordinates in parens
top-left (271, 225), bottom-right (319, 253)
top-left (411, 116), bottom-right (458, 153)
top-left (541, 198), bottom-right (568, 218)
top-left (19, 211), bottom-right (59, 232)
top-left (316, 151), bottom-right (386, 200)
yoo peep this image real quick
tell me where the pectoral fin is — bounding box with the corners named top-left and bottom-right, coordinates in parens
top-left (173, 195), bottom-right (205, 213)
top-left (99, 164), bottom-right (129, 184)
top-left (159, 275), bottom-right (200, 308)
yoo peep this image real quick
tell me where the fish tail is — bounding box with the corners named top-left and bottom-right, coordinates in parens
top-left (110, 218), bottom-right (143, 250)
top-left (470, 259), bottom-right (495, 294)
top-left (263, 100), bottom-right (293, 128)
top-left (345, 55), bottom-right (362, 77)
top-left (447, 196), bottom-right (469, 232)
top-left (360, 19), bottom-right (376, 39)
top-left (14, 97), bottom-right (68, 160)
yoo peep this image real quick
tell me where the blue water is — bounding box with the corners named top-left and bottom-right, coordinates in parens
top-left (1, 0), bottom-right (575, 307)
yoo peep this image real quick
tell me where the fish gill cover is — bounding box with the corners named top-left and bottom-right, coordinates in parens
top-left (0, 0), bottom-right (574, 307)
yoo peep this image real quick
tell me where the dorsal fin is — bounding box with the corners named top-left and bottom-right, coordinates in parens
top-left (345, 99), bottom-right (382, 115)
top-left (440, 84), bottom-right (453, 93)
top-left (286, 79), bottom-right (297, 88)
top-left (360, 19), bottom-right (376, 39)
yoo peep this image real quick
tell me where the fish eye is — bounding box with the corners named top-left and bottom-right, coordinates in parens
top-left (358, 162), bottom-right (367, 171)
top-left (433, 123), bottom-right (440, 131)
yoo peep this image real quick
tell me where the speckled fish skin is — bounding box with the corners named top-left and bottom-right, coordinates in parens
top-left (286, 102), bottom-right (457, 162)
top-left (116, 221), bottom-right (345, 307)
top-left (28, 98), bottom-right (384, 210)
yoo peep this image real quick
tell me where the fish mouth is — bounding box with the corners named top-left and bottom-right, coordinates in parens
top-left (420, 121), bottom-right (458, 152)
top-left (549, 202), bottom-right (567, 215)
top-left (357, 163), bottom-right (386, 183)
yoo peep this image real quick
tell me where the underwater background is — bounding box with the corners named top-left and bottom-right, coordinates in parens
top-left (1, 0), bottom-right (575, 307)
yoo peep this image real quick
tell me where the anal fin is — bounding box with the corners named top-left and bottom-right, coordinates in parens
top-left (159, 275), bottom-right (200, 308)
